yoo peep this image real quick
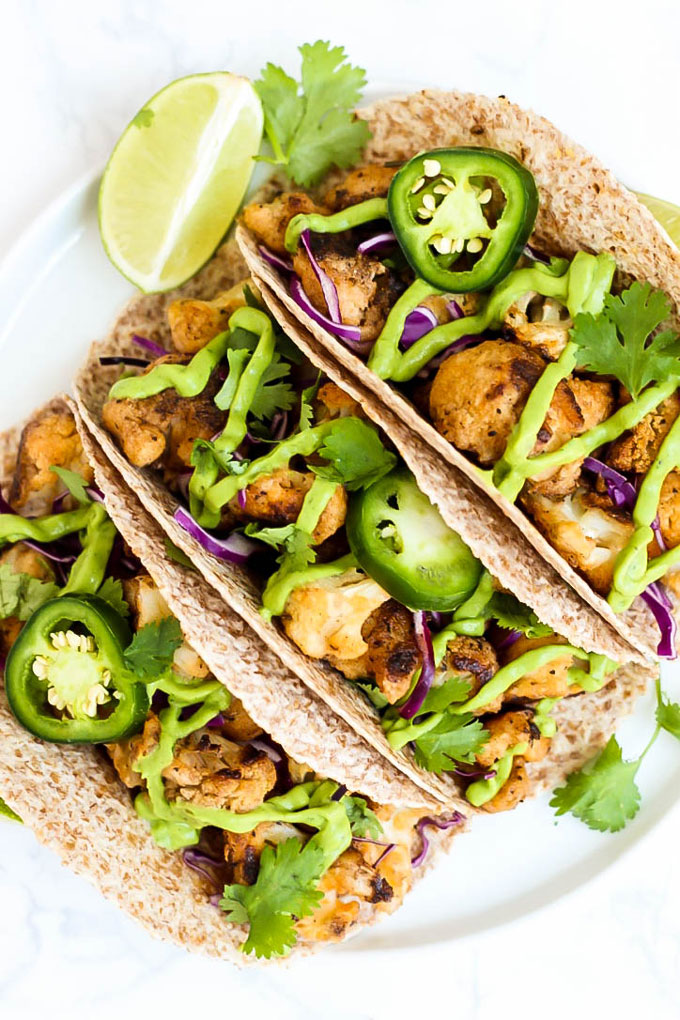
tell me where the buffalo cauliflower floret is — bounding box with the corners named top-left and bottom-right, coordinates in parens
top-left (102, 355), bottom-right (226, 469)
top-left (167, 280), bottom-right (251, 354)
top-left (10, 406), bottom-right (94, 514)
top-left (322, 165), bottom-right (397, 211)
top-left (242, 192), bottom-right (327, 254)
top-left (281, 568), bottom-right (389, 677)
top-left (504, 293), bottom-right (571, 362)
top-left (607, 392), bottom-right (680, 476)
top-left (522, 488), bottom-right (633, 595)
top-left (232, 468), bottom-right (347, 545)
top-left (360, 600), bottom-right (421, 703)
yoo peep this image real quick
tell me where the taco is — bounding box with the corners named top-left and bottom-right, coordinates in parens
top-left (236, 89), bottom-right (680, 662)
top-left (72, 246), bottom-right (649, 816)
top-left (0, 398), bottom-right (469, 961)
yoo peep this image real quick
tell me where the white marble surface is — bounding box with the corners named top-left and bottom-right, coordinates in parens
top-left (3, 2), bottom-right (680, 1017)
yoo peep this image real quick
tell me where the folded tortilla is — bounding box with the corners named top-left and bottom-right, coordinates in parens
top-left (72, 226), bottom-right (652, 813)
top-left (237, 88), bottom-right (680, 662)
top-left (1, 399), bottom-right (466, 962)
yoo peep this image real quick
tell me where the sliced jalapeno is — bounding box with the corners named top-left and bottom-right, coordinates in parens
top-left (346, 468), bottom-right (481, 611)
top-left (5, 594), bottom-right (148, 744)
top-left (388, 147), bottom-right (538, 292)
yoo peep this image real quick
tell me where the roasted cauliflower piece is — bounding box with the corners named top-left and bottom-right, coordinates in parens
top-left (522, 488), bottom-right (634, 595)
top-left (322, 165), bottom-right (398, 211)
top-left (281, 568), bottom-right (389, 677)
top-left (657, 470), bottom-right (680, 550)
top-left (242, 192), bottom-right (327, 254)
top-left (439, 635), bottom-right (500, 714)
top-left (107, 713), bottom-right (162, 789)
top-left (102, 355), bottom-right (226, 469)
top-left (10, 406), bottom-right (94, 514)
top-left (224, 822), bottom-right (302, 885)
top-left (607, 392), bottom-right (680, 476)
top-left (360, 600), bottom-right (421, 703)
top-left (218, 695), bottom-right (264, 742)
top-left (232, 467), bottom-right (347, 545)
top-left (314, 381), bottom-right (366, 422)
top-left (500, 633), bottom-right (580, 699)
top-left (475, 709), bottom-right (550, 813)
top-left (292, 234), bottom-right (398, 341)
top-left (123, 574), bottom-right (210, 679)
top-left (504, 293), bottom-right (571, 361)
top-left (163, 730), bottom-right (277, 812)
top-left (527, 378), bottom-right (615, 498)
top-left (167, 280), bottom-right (251, 354)
top-left (296, 847), bottom-right (394, 943)
top-left (429, 340), bottom-right (546, 465)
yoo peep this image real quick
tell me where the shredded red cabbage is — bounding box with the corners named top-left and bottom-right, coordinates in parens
top-left (357, 231), bottom-right (397, 255)
top-left (330, 784), bottom-right (348, 802)
top-left (583, 457), bottom-right (637, 509)
top-left (173, 507), bottom-right (260, 563)
top-left (446, 300), bottom-right (464, 320)
top-left (449, 762), bottom-right (497, 780)
top-left (259, 245), bottom-right (293, 273)
top-left (494, 628), bottom-right (522, 653)
top-left (206, 713), bottom-right (226, 729)
top-left (399, 306), bottom-right (439, 348)
top-left (21, 539), bottom-right (77, 565)
top-left (411, 813), bottom-right (465, 867)
top-left (300, 229), bottom-right (341, 322)
top-left (182, 848), bottom-right (229, 889)
top-left (99, 355), bottom-right (150, 368)
top-left (289, 278), bottom-right (373, 353)
top-left (132, 334), bottom-right (167, 358)
top-left (237, 489), bottom-right (247, 509)
top-left (641, 582), bottom-right (677, 658)
top-left (400, 612), bottom-right (435, 719)
top-left (270, 411), bottom-right (289, 441)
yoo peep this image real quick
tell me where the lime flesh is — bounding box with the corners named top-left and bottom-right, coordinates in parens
top-left (636, 192), bottom-right (680, 249)
top-left (99, 72), bottom-right (263, 292)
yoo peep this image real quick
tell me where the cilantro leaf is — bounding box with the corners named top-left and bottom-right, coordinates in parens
top-left (571, 282), bottom-right (680, 399)
top-left (249, 349), bottom-right (295, 422)
top-left (414, 713), bottom-right (488, 773)
top-left (550, 735), bottom-right (641, 832)
top-left (123, 617), bottom-right (183, 678)
top-left (487, 591), bottom-right (553, 639)
top-left (355, 680), bottom-right (389, 710)
top-left (312, 419), bottom-right (396, 490)
top-left (300, 373), bottom-right (322, 430)
top-left (220, 838), bottom-right (325, 958)
top-left (255, 41), bottom-right (370, 188)
top-left (163, 537), bottom-right (195, 570)
top-left (0, 564), bottom-right (58, 621)
top-left (50, 466), bottom-right (92, 506)
top-left (655, 694), bottom-right (680, 739)
top-left (343, 795), bottom-right (383, 839)
top-left (419, 675), bottom-right (472, 714)
top-left (96, 577), bottom-right (130, 618)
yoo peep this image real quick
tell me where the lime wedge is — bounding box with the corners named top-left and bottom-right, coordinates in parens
top-left (99, 73), bottom-right (263, 292)
top-left (636, 192), bottom-right (680, 249)
top-left (0, 796), bottom-right (21, 823)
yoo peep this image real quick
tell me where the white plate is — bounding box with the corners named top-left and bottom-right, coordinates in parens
top-left (0, 109), bottom-right (678, 956)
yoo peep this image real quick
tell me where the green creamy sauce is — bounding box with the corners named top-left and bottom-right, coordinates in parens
top-left (385, 644), bottom-right (616, 752)
top-left (201, 421), bottom-right (335, 525)
top-left (133, 675), bottom-right (353, 863)
top-left (284, 198), bottom-right (390, 253)
top-left (0, 505), bottom-right (94, 547)
top-left (61, 504), bottom-right (116, 595)
top-left (261, 553), bottom-right (356, 622)
top-left (109, 330), bottom-right (231, 401)
top-left (465, 742), bottom-right (528, 807)
top-left (367, 251), bottom-right (615, 381)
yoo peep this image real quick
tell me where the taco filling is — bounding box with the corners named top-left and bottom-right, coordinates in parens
top-left (0, 405), bottom-right (461, 959)
top-left (98, 296), bottom-right (624, 811)
top-left (241, 150), bottom-right (680, 657)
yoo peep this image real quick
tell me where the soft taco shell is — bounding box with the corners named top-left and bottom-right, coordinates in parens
top-left (238, 88), bottom-right (680, 661)
top-left (0, 400), bottom-right (461, 963)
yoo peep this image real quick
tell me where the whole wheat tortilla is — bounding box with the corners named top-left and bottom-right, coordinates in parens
top-left (0, 400), bottom-right (460, 963)
top-left (238, 88), bottom-right (680, 662)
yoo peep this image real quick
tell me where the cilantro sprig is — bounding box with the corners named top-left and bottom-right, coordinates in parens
top-left (0, 564), bottom-right (58, 622)
top-left (123, 617), bottom-right (184, 678)
top-left (550, 677), bottom-right (680, 832)
top-left (220, 837), bottom-right (326, 959)
top-left (571, 282), bottom-right (680, 399)
top-left (255, 41), bottom-right (371, 188)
